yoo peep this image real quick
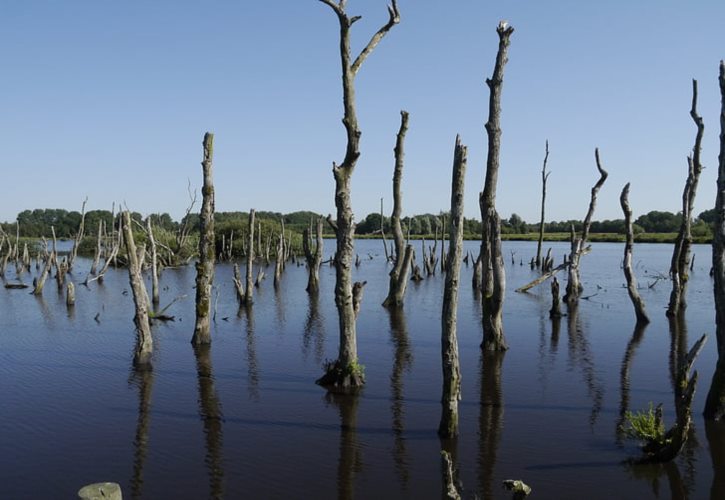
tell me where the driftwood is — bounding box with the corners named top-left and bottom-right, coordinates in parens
top-left (316, 0), bottom-right (400, 390)
top-left (192, 132), bottom-right (215, 346)
top-left (667, 79), bottom-right (704, 317)
top-left (620, 183), bottom-right (649, 324)
top-left (438, 135), bottom-right (466, 439)
top-left (383, 110), bottom-right (413, 307)
top-left (122, 212), bottom-right (153, 368)
top-left (705, 61), bottom-right (725, 421)
top-left (480, 21), bottom-right (513, 352)
top-left (535, 141), bottom-right (550, 268)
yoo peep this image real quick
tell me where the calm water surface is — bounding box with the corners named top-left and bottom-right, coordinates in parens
top-left (1, 239), bottom-right (724, 499)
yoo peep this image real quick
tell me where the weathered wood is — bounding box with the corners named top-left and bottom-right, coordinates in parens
top-left (667, 79), bottom-right (705, 317)
top-left (90, 221), bottom-right (103, 275)
top-left (705, 61), bottom-right (725, 421)
top-left (303, 218), bottom-right (323, 293)
top-left (192, 132), bottom-right (215, 346)
top-left (274, 234), bottom-right (283, 289)
top-left (244, 209), bottom-right (255, 304)
top-left (146, 219), bottom-right (160, 309)
top-left (535, 141), bottom-right (550, 268)
top-left (122, 211), bottom-right (153, 368)
top-left (68, 197), bottom-right (87, 271)
top-left (620, 183), bottom-right (650, 324)
top-left (563, 149), bottom-right (608, 303)
top-left (439, 135), bottom-right (467, 439)
top-left (380, 197), bottom-right (389, 262)
top-left (316, 0), bottom-right (400, 389)
top-left (383, 110), bottom-right (413, 307)
top-left (32, 252), bottom-right (53, 295)
top-left (549, 277), bottom-right (561, 318)
top-left (480, 21), bottom-right (513, 352)
top-left (233, 263), bottom-right (245, 304)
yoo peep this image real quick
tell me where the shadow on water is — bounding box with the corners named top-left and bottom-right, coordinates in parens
top-left (616, 322), bottom-right (648, 444)
top-left (193, 344), bottom-right (225, 500)
top-left (128, 367), bottom-right (154, 500)
top-left (478, 350), bottom-right (504, 499)
top-left (326, 392), bottom-right (362, 500)
top-left (565, 303), bottom-right (604, 427)
top-left (238, 303), bottom-right (260, 401)
top-left (302, 291), bottom-right (325, 364)
top-left (387, 306), bottom-right (413, 490)
top-left (706, 420), bottom-right (725, 499)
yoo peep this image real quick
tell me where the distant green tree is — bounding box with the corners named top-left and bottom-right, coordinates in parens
top-left (634, 210), bottom-right (681, 233)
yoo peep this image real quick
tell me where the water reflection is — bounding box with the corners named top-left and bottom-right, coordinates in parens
top-left (128, 368), bottom-right (154, 499)
top-left (239, 304), bottom-right (259, 401)
top-left (565, 304), bottom-right (604, 427)
top-left (478, 351), bottom-right (504, 499)
top-left (617, 323), bottom-right (648, 444)
top-left (326, 392), bottom-right (362, 500)
top-left (387, 307), bottom-right (412, 489)
top-left (302, 291), bottom-right (325, 364)
top-left (193, 344), bottom-right (225, 499)
top-left (706, 421), bottom-right (725, 499)
top-left (624, 461), bottom-right (687, 500)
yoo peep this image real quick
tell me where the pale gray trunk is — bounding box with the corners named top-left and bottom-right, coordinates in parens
top-left (32, 252), bottom-right (53, 295)
top-left (68, 197), bottom-right (87, 271)
top-left (244, 209), bottom-right (255, 305)
top-left (192, 132), bottom-right (215, 346)
top-left (146, 219), bottom-right (160, 309)
top-left (535, 141), bottom-right (550, 268)
top-left (90, 221), bottom-right (103, 275)
top-left (620, 183), bottom-right (649, 324)
top-left (303, 218), bottom-right (323, 293)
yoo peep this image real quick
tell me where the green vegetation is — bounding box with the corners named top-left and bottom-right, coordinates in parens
top-left (624, 403), bottom-right (668, 447)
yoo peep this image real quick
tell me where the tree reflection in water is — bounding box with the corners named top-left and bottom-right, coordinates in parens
top-left (617, 322), bottom-right (648, 444)
top-left (193, 344), bottom-right (224, 500)
top-left (566, 303), bottom-right (604, 427)
top-left (128, 367), bottom-right (154, 500)
top-left (302, 290), bottom-right (325, 364)
top-left (478, 350), bottom-right (504, 499)
top-left (387, 306), bottom-right (413, 489)
top-left (239, 303), bottom-right (259, 401)
top-left (326, 392), bottom-right (361, 500)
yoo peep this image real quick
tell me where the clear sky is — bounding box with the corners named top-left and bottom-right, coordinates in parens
top-left (1, 1), bottom-right (724, 225)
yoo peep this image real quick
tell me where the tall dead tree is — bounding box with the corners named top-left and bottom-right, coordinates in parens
top-left (122, 211), bottom-right (153, 368)
top-left (192, 132), bottom-right (215, 346)
top-left (146, 219), bottom-right (160, 309)
top-left (563, 149), bottom-right (608, 304)
top-left (303, 218), bottom-right (324, 293)
top-left (535, 141), bottom-right (550, 268)
top-left (667, 80), bottom-right (705, 317)
top-left (480, 21), bottom-right (513, 352)
top-left (316, 0), bottom-right (400, 388)
top-left (705, 61), bottom-right (725, 421)
top-left (620, 183), bottom-right (650, 325)
top-left (383, 110), bottom-right (414, 307)
top-left (243, 209), bottom-right (255, 305)
top-left (68, 197), bottom-right (87, 271)
top-left (439, 136), bottom-right (467, 439)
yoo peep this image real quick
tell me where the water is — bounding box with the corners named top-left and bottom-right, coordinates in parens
top-left (1, 239), bottom-right (723, 499)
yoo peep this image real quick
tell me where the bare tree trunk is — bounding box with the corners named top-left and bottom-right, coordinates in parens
top-left (274, 234), bottom-right (283, 289)
top-left (439, 136), bottom-right (467, 439)
top-left (480, 21), bottom-right (514, 352)
top-left (380, 197), bottom-right (389, 262)
top-left (244, 209), bottom-right (255, 305)
top-left (620, 183), bottom-right (650, 324)
top-left (192, 132), bottom-right (215, 346)
top-left (316, 0), bottom-right (400, 389)
top-left (549, 276), bottom-right (562, 318)
top-left (146, 219), bottom-right (160, 309)
top-left (32, 252), bottom-right (53, 295)
top-left (383, 110), bottom-right (413, 307)
top-left (90, 221), bottom-right (103, 275)
top-left (66, 281), bottom-right (75, 308)
top-left (122, 211), bottom-right (153, 368)
top-left (535, 140), bottom-right (550, 268)
top-left (303, 218), bottom-right (323, 293)
top-left (68, 197), bottom-right (87, 271)
top-left (705, 61), bottom-right (725, 421)
top-left (563, 149), bottom-right (608, 304)
top-left (667, 80), bottom-right (705, 317)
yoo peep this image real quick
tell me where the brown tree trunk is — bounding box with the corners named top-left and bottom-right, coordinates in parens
top-left (480, 21), bottom-right (514, 352)
top-left (303, 218), bottom-right (323, 293)
top-left (705, 61), bottom-right (725, 420)
top-left (667, 80), bottom-right (705, 317)
top-left (439, 136), bottom-right (467, 439)
top-left (316, 0), bottom-right (400, 389)
top-left (620, 183), bottom-right (650, 324)
top-left (192, 132), bottom-right (215, 346)
top-left (549, 276), bottom-right (561, 318)
top-left (535, 140), bottom-right (550, 268)
top-left (122, 211), bottom-right (153, 368)
top-left (383, 110), bottom-right (413, 307)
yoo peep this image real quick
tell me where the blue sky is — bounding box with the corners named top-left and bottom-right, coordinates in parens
top-left (1, 1), bottom-right (724, 225)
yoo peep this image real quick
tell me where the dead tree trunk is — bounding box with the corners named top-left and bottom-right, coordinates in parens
top-left (383, 110), bottom-right (414, 307)
top-left (316, 0), bottom-right (400, 389)
top-left (192, 132), bottom-right (215, 346)
top-left (90, 221), bottom-right (103, 275)
top-left (667, 80), bottom-right (705, 317)
top-left (380, 197), bottom-right (389, 262)
top-left (32, 252), bottom-right (53, 295)
top-left (620, 183), bottom-right (650, 324)
top-left (68, 197), bottom-right (87, 271)
top-left (535, 140), bottom-right (550, 268)
top-left (480, 21), bottom-right (513, 352)
top-left (563, 149), bottom-right (608, 304)
top-left (439, 135), bottom-right (467, 439)
top-left (274, 234), bottom-right (283, 289)
top-left (122, 211), bottom-right (153, 369)
top-left (705, 61), bottom-right (725, 421)
top-left (549, 277), bottom-right (561, 318)
top-left (243, 209), bottom-right (255, 305)
top-left (146, 219), bottom-right (160, 309)
top-left (303, 218), bottom-right (324, 293)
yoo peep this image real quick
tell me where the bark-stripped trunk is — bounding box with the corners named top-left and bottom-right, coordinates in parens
top-left (316, 0), bottom-right (400, 389)
top-left (380, 197), bottom-right (389, 262)
top-left (122, 211), bottom-right (153, 369)
top-left (563, 149), bottom-right (608, 304)
top-left (439, 136), bottom-right (467, 439)
top-left (192, 132), bottom-right (215, 346)
top-left (535, 141), bottom-right (550, 268)
top-left (90, 221), bottom-right (103, 275)
top-left (480, 21), bottom-right (513, 352)
top-left (303, 218), bottom-right (323, 293)
top-left (68, 197), bottom-right (87, 271)
top-left (549, 276), bottom-right (561, 318)
top-left (620, 183), bottom-right (649, 324)
top-left (383, 110), bottom-right (413, 307)
top-left (667, 80), bottom-right (705, 317)
top-left (705, 62), bottom-right (725, 420)
top-left (243, 209), bottom-right (255, 305)
top-left (146, 219), bottom-right (160, 309)
top-left (32, 252), bottom-right (53, 295)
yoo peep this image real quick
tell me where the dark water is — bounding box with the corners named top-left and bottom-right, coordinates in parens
top-left (1, 239), bottom-right (724, 499)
